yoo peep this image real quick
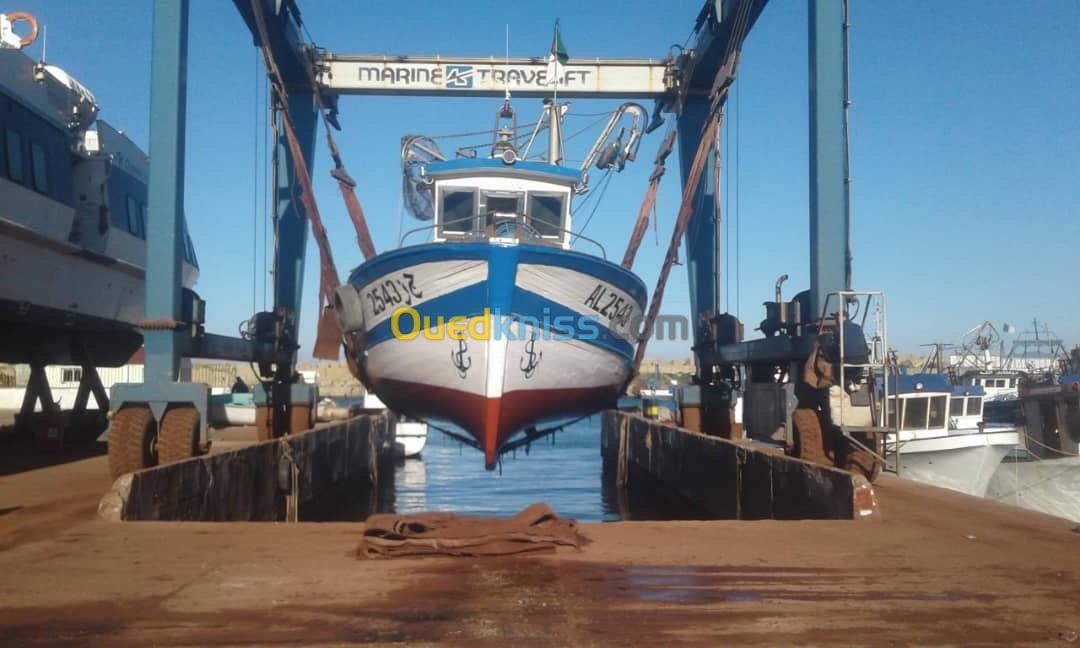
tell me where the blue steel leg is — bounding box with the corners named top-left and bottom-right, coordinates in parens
top-left (143, 0), bottom-right (188, 386)
top-left (808, 0), bottom-right (850, 319)
top-left (266, 91), bottom-right (319, 436)
top-left (112, 0), bottom-right (208, 432)
top-left (678, 95), bottom-right (720, 354)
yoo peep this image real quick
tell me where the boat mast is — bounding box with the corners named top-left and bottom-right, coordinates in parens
top-left (547, 99), bottom-right (563, 164)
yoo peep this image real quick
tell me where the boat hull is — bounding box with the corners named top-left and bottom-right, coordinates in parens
top-left (340, 241), bottom-right (646, 468)
top-left (891, 430), bottom-right (1019, 497)
top-left (986, 456), bottom-right (1080, 523)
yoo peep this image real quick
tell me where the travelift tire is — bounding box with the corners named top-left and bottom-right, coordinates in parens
top-left (792, 408), bottom-right (830, 466)
top-left (107, 406), bottom-right (157, 479)
top-left (158, 406), bottom-right (200, 465)
top-left (844, 432), bottom-right (884, 482)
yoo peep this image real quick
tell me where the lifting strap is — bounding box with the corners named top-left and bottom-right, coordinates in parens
top-left (249, 0), bottom-right (344, 360)
top-left (324, 125), bottom-right (377, 260)
top-left (633, 114), bottom-right (721, 373)
top-left (621, 128), bottom-right (676, 269)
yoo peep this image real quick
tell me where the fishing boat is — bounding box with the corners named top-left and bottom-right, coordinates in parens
top-left (335, 99), bottom-right (648, 468)
top-left (985, 373), bottom-right (1080, 522)
top-left (886, 373), bottom-right (1020, 497)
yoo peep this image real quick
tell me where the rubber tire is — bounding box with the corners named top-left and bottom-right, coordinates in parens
top-left (158, 405), bottom-right (200, 465)
top-left (792, 408), bottom-right (830, 466)
top-left (107, 406), bottom-right (157, 479)
top-left (844, 432), bottom-right (884, 483)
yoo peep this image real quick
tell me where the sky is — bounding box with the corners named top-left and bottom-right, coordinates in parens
top-left (12, 0), bottom-right (1079, 358)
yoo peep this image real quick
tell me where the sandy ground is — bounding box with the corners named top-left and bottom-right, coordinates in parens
top-left (0, 428), bottom-right (1078, 646)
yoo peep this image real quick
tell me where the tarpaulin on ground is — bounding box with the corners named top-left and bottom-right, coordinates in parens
top-left (357, 502), bottom-right (587, 558)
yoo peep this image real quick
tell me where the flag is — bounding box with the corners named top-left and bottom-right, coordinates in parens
top-left (546, 19), bottom-right (568, 85)
top-left (1003, 323), bottom-right (1016, 333)
top-left (550, 19), bottom-right (568, 64)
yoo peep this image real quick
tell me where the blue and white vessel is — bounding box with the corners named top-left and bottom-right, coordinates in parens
top-left (887, 373), bottom-right (1020, 497)
top-left (0, 11), bottom-right (199, 369)
top-left (335, 100), bottom-right (648, 468)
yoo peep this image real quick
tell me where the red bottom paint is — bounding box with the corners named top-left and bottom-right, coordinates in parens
top-left (371, 377), bottom-right (622, 468)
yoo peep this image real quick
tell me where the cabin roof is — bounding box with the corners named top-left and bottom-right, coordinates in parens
top-left (426, 158), bottom-right (582, 184)
top-left (887, 372), bottom-right (953, 395)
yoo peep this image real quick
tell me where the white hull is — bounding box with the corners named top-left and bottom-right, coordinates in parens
top-left (987, 456), bottom-right (1080, 523)
top-left (892, 430), bottom-right (1019, 497)
top-left (0, 230), bottom-right (145, 324)
top-left (394, 421), bottom-right (428, 458)
top-left (342, 242), bottom-right (644, 468)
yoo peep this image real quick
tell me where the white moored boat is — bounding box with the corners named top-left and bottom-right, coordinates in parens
top-left (888, 373), bottom-right (1020, 497)
top-left (335, 100), bottom-right (648, 468)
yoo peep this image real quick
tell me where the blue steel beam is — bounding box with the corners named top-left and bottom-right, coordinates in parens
top-left (808, 0), bottom-right (850, 318)
top-left (272, 91), bottom-right (318, 351)
top-left (678, 95), bottom-right (719, 338)
top-left (143, 0), bottom-right (189, 385)
top-left (676, 0), bottom-right (767, 356)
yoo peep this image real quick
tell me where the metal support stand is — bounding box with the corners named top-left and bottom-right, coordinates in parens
top-left (15, 361), bottom-right (56, 437)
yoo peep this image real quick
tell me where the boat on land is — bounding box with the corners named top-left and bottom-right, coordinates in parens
top-left (334, 99), bottom-right (648, 468)
top-left (0, 11), bottom-right (198, 370)
top-left (886, 373), bottom-right (1019, 497)
top-left (985, 373), bottom-right (1080, 522)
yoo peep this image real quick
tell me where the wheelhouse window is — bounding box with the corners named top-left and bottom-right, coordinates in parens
top-left (928, 395), bottom-right (947, 428)
top-left (966, 396), bottom-right (982, 417)
top-left (950, 397), bottom-right (964, 417)
top-left (30, 142), bottom-right (48, 193)
top-left (439, 189), bottom-right (475, 236)
top-left (902, 397), bottom-right (929, 431)
top-left (528, 193), bottom-right (564, 238)
top-left (126, 195), bottom-right (143, 237)
top-left (5, 129), bottom-right (23, 184)
top-left (481, 191), bottom-right (523, 235)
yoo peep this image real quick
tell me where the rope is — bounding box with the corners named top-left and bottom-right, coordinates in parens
top-left (252, 48), bottom-right (259, 315)
top-left (571, 170), bottom-right (613, 242)
top-left (279, 437), bottom-right (300, 522)
top-left (1022, 429), bottom-right (1080, 458)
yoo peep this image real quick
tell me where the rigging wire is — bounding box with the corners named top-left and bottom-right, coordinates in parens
top-left (724, 98), bottom-right (730, 313)
top-left (261, 71), bottom-right (270, 310)
top-left (252, 48), bottom-right (259, 315)
top-left (571, 169), bottom-right (614, 243)
top-left (735, 79), bottom-right (741, 318)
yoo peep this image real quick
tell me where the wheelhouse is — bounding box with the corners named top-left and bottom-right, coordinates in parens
top-left (426, 158), bottom-right (579, 249)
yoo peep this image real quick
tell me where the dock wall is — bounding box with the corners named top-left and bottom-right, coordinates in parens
top-left (602, 410), bottom-right (869, 520)
top-left (99, 414), bottom-right (395, 522)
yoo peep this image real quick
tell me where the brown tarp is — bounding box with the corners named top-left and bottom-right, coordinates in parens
top-left (357, 503), bottom-right (588, 559)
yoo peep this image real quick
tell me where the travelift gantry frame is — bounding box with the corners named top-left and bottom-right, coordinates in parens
top-left (107, 0), bottom-right (875, 477)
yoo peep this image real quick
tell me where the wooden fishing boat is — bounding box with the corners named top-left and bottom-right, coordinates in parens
top-left (335, 100), bottom-right (647, 468)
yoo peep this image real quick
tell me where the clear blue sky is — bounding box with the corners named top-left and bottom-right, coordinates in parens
top-left (15, 0), bottom-right (1079, 357)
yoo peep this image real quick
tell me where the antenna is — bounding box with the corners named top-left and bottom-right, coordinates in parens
top-left (40, 24), bottom-right (46, 61)
top-left (504, 24), bottom-right (510, 102)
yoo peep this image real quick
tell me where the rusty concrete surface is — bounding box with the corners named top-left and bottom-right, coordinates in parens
top-left (0, 430), bottom-right (1078, 645)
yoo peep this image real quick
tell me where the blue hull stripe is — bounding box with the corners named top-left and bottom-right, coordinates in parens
top-left (364, 284), bottom-right (632, 361)
top-left (349, 242), bottom-right (646, 307)
top-left (352, 242), bottom-right (643, 360)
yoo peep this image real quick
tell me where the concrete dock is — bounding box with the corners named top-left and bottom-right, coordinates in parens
top-left (1, 419), bottom-right (1079, 644)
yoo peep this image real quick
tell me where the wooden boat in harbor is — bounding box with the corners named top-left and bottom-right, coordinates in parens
top-left (335, 100), bottom-right (647, 468)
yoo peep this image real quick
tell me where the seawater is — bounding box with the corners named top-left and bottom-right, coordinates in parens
top-left (389, 413), bottom-right (618, 521)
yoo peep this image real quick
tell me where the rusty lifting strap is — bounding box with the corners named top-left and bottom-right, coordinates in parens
top-left (621, 128), bottom-right (676, 270)
top-left (248, 0), bottom-right (378, 359)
